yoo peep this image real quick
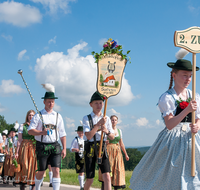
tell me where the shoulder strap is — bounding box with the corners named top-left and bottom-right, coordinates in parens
top-left (40, 112), bottom-right (45, 142)
top-left (55, 112), bottom-right (58, 141)
top-left (117, 128), bottom-right (121, 138)
top-left (87, 114), bottom-right (98, 158)
top-left (75, 136), bottom-right (80, 148)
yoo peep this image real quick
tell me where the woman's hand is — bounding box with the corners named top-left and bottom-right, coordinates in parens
top-left (15, 153), bottom-right (18, 159)
top-left (125, 154), bottom-right (129, 161)
top-left (190, 123), bottom-right (199, 133)
top-left (186, 100), bottom-right (197, 113)
top-left (105, 140), bottom-right (109, 145)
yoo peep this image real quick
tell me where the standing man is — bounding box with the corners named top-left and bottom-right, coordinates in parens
top-left (28, 84), bottom-right (66, 190)
top-left (82, 92), bottom-right (115, 190)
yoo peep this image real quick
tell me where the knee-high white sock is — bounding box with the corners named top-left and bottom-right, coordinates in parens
top-left (35, 177), bottom-right (44, 190)
top-left (49, 171), bottom-right (53, 183)
top-left (52, 178), bottom-right (61, 190)
top-left (78, 175), bottom-right (84, 188)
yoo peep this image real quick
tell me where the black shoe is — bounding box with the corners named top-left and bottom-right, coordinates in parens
top-left (13, 182), bottom-right (16, 187)
top-left (41, 182), bottom-right (43, 186)
top-left (49, 183), bottom-right (53, 187)
top-left (80, 188), bottom-right (84, 190)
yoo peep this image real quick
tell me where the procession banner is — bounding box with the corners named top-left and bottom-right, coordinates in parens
top-left (92, 38), bottom-right (130, 164)
top-left (97, 53), bottom-right (127, 98)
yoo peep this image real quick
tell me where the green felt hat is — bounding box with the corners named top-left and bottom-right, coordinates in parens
top-left (41, 92), bottom-right (58, 99)
top-left (90, 91), bottom-right (105, 103)
top-left (75, 126), bottom-right (83, 132)
top-left (167, 59), bottom-right (199, 71)
top-left (9, 127), bottom-right (17, 134)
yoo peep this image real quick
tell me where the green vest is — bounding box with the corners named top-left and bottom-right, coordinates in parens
top-left (22, 124), bottom-right (32, 140)
top-left (108, 129), bottom-right (121, 144)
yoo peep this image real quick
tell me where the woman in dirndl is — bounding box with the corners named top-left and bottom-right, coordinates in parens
top-left (129, 58), bottom-right (200, 190)
top-left (99, 115), bottom-right (129, 190)
top-left (4, 127), bottom-right (18, 185)
top-left (15, 110), bottom-right (37, 190)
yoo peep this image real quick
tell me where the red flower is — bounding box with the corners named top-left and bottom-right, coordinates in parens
top-left (103, 96), bottom-right (106, 100)
top-left (179, 101), bottom-right (189, 109)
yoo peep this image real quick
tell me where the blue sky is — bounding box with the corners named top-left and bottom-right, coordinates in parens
top-left (1, 0), bottom-right (200, 148)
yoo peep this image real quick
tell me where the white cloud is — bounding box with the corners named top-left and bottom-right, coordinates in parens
top-left (31, 0), bottom-right (76, 14)
top-left (65, 117), bottom-right (75, 128)
top-left (99, 38), bottom-right (107, 46)
top-left (54, 103), bottom-right (61, 112)
top-left (107, 108), bottom-right (122, 124)
top-left (136, 117), bottom-right (149, 127)
top-left (35, 41), bottom-right (135, 107)
top-left (0, 103), bottom-right (6, 112)
top-left (48, 36), bottom-right (57, 44)
top-left (156, 119), bottom-right (160, 125)
top-left (1, 34), bottom-right (12, 42)
top-left (0, 1), bottom-right (42, 27)
top-left (0, 80), bottom-right (25, 97)
top-left (18, 49), bottom-right (29, 60)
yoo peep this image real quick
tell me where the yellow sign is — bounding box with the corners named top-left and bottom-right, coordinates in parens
top-left (97, 54), bottom-right (127, 98)
top-left (174, 26), bottom-right (200, 53)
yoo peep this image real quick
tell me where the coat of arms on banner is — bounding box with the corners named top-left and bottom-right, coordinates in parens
top-left (92, 38), bottom-right (131, 98)
top-left (97, 54), bottom-right (127, 98)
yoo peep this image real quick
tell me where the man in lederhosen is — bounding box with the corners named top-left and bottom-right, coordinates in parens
top-left (28, 84), bottom-right (66, 190)
top-left (82, 91), bottom-right (114, 190)
top-left (70, 126), bottom-right (85, 190)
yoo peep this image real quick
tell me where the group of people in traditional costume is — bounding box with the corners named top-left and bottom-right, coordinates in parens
top-left (0, 51), bottom-right (200, 190)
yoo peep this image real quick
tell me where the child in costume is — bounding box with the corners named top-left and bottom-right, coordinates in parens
top-left (130, 55), bottom-right (200, 189)
top-left (70, 126), bottom-right (85, 190)
top-left (82, 91), bottom-right (115, 190)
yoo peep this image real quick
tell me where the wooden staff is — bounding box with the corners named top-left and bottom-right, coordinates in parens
top-left (97, 97), bottom-right (108, 164)
top-left (191, 53), bottom-right (196, 176)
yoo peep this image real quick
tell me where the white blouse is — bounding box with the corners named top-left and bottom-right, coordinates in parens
top-left (158, 88), bottom-right (200, 119)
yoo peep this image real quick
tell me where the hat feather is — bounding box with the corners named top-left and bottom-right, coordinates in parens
top-left (175, 48), bottom-right (189, 59)
top-left (2, 129), bottom-right (8, 135)
top-left (79, 120), bottom-right (83, 126)
top-left (14, 121), bottom-right (19, 130)
top-left (41, 83), bottom-right (55, 93)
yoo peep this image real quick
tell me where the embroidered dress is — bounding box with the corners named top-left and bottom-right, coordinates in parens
top-left (4, 137), bottom-right (17, 177)
top-left (15, 124), bottom-right (37, 185)
top-left (130, 88), bottom-right (200, 190)
top-left (99, 129), bottom-right (126, 189)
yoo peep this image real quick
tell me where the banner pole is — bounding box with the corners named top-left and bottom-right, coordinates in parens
top-left (97, 97), bottom-right (108, 164)
top-left (191, 53), bottom-right (196, 177)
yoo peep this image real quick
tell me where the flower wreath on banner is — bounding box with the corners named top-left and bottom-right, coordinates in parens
top-left (91, 38), bottom-right (131, 63)
top-left (176, 97), bottom-right (191, 109)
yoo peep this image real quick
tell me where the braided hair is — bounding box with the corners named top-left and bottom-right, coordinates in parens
top-left (168, 69), bottom-right (178, 90)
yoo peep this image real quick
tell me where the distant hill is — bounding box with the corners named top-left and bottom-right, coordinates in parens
top-left (136, 146), bottom-right (151, 154)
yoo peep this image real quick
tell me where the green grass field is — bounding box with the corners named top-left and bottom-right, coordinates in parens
top-left (44, 169), bottom-right (132, 189)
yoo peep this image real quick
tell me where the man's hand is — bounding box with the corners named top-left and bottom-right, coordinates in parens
top-left (61, 149), bottom-right (66, 159)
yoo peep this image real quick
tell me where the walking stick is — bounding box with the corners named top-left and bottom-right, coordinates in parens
top-left (174, 26), bottom-right (200, 176)
top-left (17, 69), bottom-right (53, 141)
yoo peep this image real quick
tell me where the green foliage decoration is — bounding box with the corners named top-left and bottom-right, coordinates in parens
top-left (91, 38), bottom-right (131, 63)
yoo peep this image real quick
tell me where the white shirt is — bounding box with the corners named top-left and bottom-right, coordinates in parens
top-left (18, 124), bottom-right (24, 134)
top-left (5, 136), bottom-right (18, 147)
top-left (82, 111), bottom-right (114, 142)
top-left (158, 88), bottom-right (200, 119)
top-left (28, 109), bottom-right (66, 143)
top-left (0, 133), bottom-right (3, 144)
top-left (70, 136), bottom-right (84, 158)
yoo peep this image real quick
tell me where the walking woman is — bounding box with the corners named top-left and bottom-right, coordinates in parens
top-left (99, 115), bottom-right (129, 189)
top-left (15, 110), bottom-right (37, 190)
top-left (130, 58), bottom-right (200, 189)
